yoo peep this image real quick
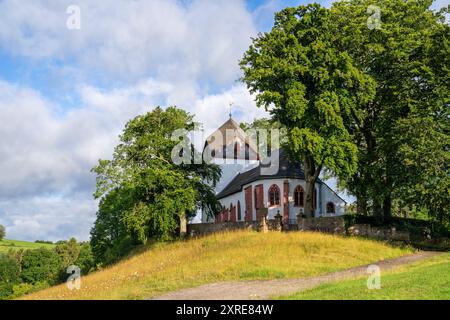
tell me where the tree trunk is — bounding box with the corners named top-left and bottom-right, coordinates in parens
top-left (373, 198), bottom-right (383, 224)
top-left (357, 194), bottom-right (368, 216)
top-left (383, 194), bottom-right (392, 223)
top-left (179, 211), bottom-right (187, 238)
top-left (304, 178), bottom-right (315, 217)
top-left (303, 156), bottom-right (321, 218)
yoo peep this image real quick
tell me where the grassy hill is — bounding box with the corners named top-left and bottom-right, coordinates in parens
top-left (278, 253), bottom-right (450, 300)
top-left (23, 230), bottom-right (413, 300)
top-left (0, 239), bottom-right (55, 253)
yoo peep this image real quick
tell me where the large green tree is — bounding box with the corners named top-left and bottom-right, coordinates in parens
top-left (330, 0), bottom-right (449, 223)
top-left (90, 106), bottom-right (221, 264)
top-left (240, 4), bottom-right (375, 216)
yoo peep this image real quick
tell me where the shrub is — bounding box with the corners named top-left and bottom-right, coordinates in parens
top-left (75, 243), bottom-right (95, 274)
top-left (55, 238), bottom-right (81, 268)
top-left (0, 253), bottom-right (21, 299)
top-left (12, 281), bottom-right (49, 298)
top-left (35, 240), bottom-right (53, 244)
top-left (0, 225), bottom-right (5, 241)
top-left (21, 248), bottom-right (62, 285)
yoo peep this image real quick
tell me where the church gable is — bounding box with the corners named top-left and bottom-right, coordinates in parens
top-left (202, 117), bottom-right (259, 161)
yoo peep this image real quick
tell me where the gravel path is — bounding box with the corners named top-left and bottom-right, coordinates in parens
top-left (151, 251), bottom-right (440, 300)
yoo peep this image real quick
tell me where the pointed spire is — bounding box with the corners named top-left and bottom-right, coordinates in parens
top-left (228, 101), bottom-right (234, 119)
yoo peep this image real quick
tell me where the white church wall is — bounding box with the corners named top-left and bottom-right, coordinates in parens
top-left (319, 183), bottom-right (346, 216)
top-left (218, 191), bottom-right (246, 221)
top-left (286, 179), bottom-right (323, 220)
top-left (216, 178), bottom-right (345, 223)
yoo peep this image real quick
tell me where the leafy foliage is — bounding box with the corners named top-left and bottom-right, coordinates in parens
top-left (0, 253), bottom-right (21, 299)
top-left (240, 4), bottom-right (375, 215)
top-left (20, 248), bottom-right (62, 285)
top-left (91, 106), bottom-right (221, 264)
top-left (0, 238), bottom-right (95, 300)
top-left (330, 0), bottom-right (449, 223)
top-left (0, 225), bottom-right (5, 241)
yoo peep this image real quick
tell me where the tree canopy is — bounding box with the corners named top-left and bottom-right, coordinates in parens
top-left (0, 225), bottom-right (5, 241)
top-left (241, 0), bottom-right (448, 224)
top-left (330, 0), bottom-right (449, 223)
top-left (240, 3), bottom-right (375, 216)
top-left (90, 106), bottom-right (221, 264)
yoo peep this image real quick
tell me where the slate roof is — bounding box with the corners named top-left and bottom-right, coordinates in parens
top-left (216, 149), bottom-right (310, 199)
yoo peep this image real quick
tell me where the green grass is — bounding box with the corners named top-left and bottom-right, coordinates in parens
top-left (0, 239), bottom-right (55, 253)
top-left (22, 230), bottom-right (412, 300)
top-left (277, 253), bottom-right (450, 300)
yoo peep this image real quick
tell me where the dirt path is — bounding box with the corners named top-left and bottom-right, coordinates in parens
top-left (151, 251), bottom-right (440, 300)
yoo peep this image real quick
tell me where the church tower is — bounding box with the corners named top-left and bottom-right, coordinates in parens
top-left (201, 116), bottom-right (260, 222)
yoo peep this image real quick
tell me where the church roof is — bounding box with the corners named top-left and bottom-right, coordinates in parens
top-left (216, 149), bottom-right (309, 199)
top-left (203, 117), bottom-right (259, 159)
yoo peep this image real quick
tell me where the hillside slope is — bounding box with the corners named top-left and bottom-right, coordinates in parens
top-left (278, 253), bottom-right (450, 300)
top-left (24, 230), bottom-right (413, 300)
top-left (0, 239), bottom-right (55, 253)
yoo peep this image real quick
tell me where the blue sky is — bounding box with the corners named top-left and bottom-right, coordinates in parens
top-left (0, 0), bottom-right (446, 241)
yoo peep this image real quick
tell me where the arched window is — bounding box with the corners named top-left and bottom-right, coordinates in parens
top-left (268, 184), bottom-right (280, 207)
top-left (326, 202), bottom-right (335, 214)
top-left (293, 186), bottom-right (304, 207)
top-left (237, 201), bottom-right (242, 220)
top-left (234, 142), bottom-right (239, 159)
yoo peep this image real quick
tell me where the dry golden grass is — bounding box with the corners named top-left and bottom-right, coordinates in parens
top-left (23, 230), bottom-right (413, 300)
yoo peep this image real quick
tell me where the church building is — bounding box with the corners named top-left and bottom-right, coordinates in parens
top-left (201, 116), bottom-right (346, 226)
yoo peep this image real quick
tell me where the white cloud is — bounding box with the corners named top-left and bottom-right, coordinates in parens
top-left (0, 0), bottom-right (363, 241)
top-left (0, 78), bottom-right (266, 241)
top-left (0, 0), bottom-right (256, 88)
top-left (0, 195), bottom-right (97, 242)
top-left (0, 0), bottom-right (271, 241)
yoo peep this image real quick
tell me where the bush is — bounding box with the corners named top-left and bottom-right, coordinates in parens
top-left (35, 240), bottom-right (53, 244)
top-left (11, 281), bottom-right (49, 298)
top-left (11, 283), bottom-right (33, 297)
top-left (0, 225), bottom-right (5, 241)
top-left (54, 238), bottom-right (96, 280)
top-left (21, 248), bottom-right (62, 285)
top-left (76, 243), bottom-right (95, 274)
top-left (0, 253), bottom-right (21, 299)
top-left (55, 238), bottom-right (81, 268)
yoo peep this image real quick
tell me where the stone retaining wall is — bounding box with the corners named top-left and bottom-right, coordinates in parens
top-left (297, 216), bottom-right (346, 234)
top-left (188, 218), bottom-right (284, 236)
top-left (187, 221), bottom-right (253, 236)
top-left (347, 224), bottom-right (410, 241)
top-left (188, 216), bottom-right (412, 242)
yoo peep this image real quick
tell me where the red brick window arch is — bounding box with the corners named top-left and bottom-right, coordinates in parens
top-left (326, 202), bottom-right (335, 214)
top-left (268, 184), bottom-right (281, 207)
top-left (293, 186), bottom-right (304, 207)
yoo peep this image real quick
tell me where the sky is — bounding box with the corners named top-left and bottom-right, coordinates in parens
top-left (0, 0), bottom-right (447, 242)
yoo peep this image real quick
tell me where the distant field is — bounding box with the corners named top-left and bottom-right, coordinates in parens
top-left (23, 230), bottom-right (412, 300)
top-left (277, 253), bottom-right (450, 300)
top-left (0, 239), bottom-right (55, 253)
